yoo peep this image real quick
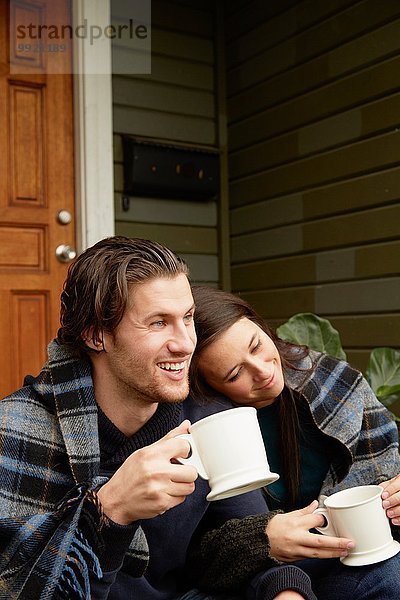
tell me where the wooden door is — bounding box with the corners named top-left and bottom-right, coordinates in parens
top-left (0, 0), bottom-right (75, 397)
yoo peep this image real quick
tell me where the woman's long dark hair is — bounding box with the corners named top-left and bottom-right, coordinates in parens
top-left (190, 285), bottom-right (310, 508)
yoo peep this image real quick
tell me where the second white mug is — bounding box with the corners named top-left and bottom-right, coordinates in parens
top-left (314, 485), bottom-right (400, 566)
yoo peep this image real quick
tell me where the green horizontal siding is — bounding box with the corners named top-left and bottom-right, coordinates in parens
top-left (226, 0), bottom-right (400, 372)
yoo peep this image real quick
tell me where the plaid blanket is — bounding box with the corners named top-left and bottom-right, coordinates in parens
top-left (287, 350), bottom-right (400, 496)
top-left (0, 340), bottom-right (149, 599)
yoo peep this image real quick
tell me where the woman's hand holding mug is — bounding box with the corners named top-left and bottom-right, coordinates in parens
top-left (266, 500), bottom-right (354, 562)
top-left (312, 485), bottom-right (400, 566)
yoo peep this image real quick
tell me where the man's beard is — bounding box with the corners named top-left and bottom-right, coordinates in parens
top-left (135, 372), bottom-right (190, 406)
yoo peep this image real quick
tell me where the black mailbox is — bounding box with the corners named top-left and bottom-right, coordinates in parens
top-left (122, 137), bottom-right (220, 200)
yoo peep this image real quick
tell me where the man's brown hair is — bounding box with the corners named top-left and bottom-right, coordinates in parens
top-left (58, 236), bottom-right (188, 353)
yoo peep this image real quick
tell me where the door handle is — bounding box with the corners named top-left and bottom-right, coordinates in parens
top-left (57, 209), bottom-right (72, 225)
top-left (56, 244), bottom-right (76, 263)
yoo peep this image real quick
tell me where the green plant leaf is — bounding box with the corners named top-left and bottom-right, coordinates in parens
top-left (376, 384), bottom-right (400, 400)
top-left (376, 388), bottom-right (400, 413)
top-left (276, 313), bottom-right (347, 360)
top-left (366, 348), bottom-right (400, 403)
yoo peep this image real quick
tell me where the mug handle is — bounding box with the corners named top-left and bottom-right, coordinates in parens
top-left (175, 433), bottom-right (208, 480)
top-left (313, 507), bottom-right (337, 537)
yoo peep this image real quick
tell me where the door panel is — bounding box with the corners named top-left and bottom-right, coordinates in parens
top-left (0, 0), bottom-right (75, 397)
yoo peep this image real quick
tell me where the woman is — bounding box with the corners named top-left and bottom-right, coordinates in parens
top-left (189, 285), bottom-right (400, 599)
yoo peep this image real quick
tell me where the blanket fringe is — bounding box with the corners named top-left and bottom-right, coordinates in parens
top-left (55, 529), bottom-right (102, 599)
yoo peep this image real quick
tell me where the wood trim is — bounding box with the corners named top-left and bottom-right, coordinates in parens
top-left (72, 0), bottom-right (115, 251)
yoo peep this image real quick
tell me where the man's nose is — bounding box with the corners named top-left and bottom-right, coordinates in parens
top-left (167, 323), bottom-right (196, 355)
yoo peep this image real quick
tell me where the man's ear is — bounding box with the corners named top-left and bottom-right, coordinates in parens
top-left (82, 328), bottom-right (105, 351)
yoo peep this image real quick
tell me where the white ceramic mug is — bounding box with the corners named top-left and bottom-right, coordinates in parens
top-left (178, 407), bottom-right (279, 501)
top-left (314, 485), bottom-right (400, 566)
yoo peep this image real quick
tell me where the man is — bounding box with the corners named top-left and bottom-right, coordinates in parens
top-left (0, 237), bottom-right (314, 599)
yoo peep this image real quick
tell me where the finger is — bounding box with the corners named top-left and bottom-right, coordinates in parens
top-left (381, 479), bottom-right (400, 507)
top-left (381, 474), bottom-right (400, 493)
top-left (309, 532), bottom-right (354, 550)
top-left (275, 543), bottom-right (353, 562)
top-left (160, 436), bottom-right (192, 460)
top-left (296, 500), bottom-right (319, 515)
top-left (163, 420), bottom-right (191, 440)
top-left (302, 546), bottom-right (353, 560)
top-left (167, 481), bottom-right (196, 498)
top-left (300, 511), bottom-right (329, 530)
top-left (164, 494), bottom-right (191, 512)
top-left (380, 478), bottom-right (393, 491)
top-left (170, 463), bottom-right (198, 483)
top-left (385, 504), bottom-right (400, 522)
top-left (382, 494), bottom-right (400, 510)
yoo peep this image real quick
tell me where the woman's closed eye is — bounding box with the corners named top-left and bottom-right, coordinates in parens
top-left (251, 339), bottom-right (262, 353)
top-left (227, 339), bottom-right (262, 382)
top-left (228, 368), bottom-right (242, 383)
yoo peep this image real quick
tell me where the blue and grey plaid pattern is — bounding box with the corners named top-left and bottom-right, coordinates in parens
top-left (0, 341), bottom-right (149, 599)
top-left (287, 350), bottom-right (400, 497)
